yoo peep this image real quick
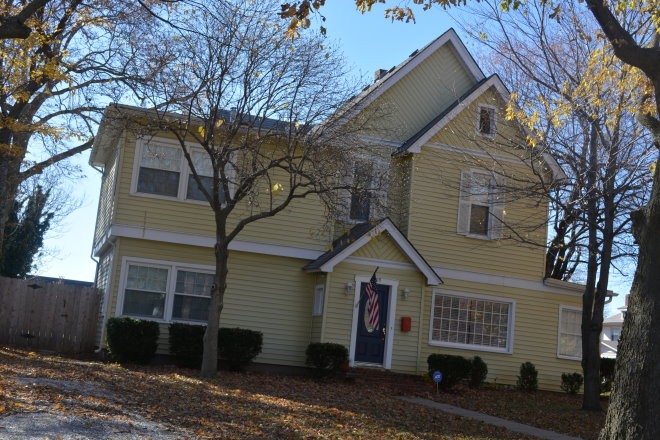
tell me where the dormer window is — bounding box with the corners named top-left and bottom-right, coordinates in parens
top-left (477, 105), bottom-right (496, 137)
top-left (457, 170), bottom-right (505, 239)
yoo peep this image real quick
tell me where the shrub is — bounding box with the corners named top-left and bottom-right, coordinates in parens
top-left (517, 362), bottom-right (538, 391)
top-left (427, 354), bottom-right (472, 390)
top-left (218, 327), bottom-right (263, 371)
top-left (168, 323), bottom-right (205, 368)
top-left (561, 372), bottom-right (584, 394)
top-left (469, 356), bottom-right (488, 388)
top-left (600, 357), bottom-right (616, 392)
top-left (106, 317), bottom-right (159, 364)
top-left (305, 343), bottom-right (348, 377)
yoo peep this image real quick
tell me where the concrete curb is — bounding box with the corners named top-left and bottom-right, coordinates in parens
top-left (397, 396), bottom-right (583, 440)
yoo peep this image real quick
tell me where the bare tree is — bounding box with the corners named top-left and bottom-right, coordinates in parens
top-left (114, 0), bottom-right (384, 377)
top-left (0, 0), bottom-right (176, 263)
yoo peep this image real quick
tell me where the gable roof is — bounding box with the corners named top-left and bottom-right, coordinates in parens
top-left (327, 28), bottom-right (485, 129)
top-left (303, 218), bottom-right (442, 285)
top-left (392, 74), bottom-right (567, 182)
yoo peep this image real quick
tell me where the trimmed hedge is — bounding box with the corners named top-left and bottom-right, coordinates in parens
top-left (561, 372), bottom-right (584, 394)
top-left (218, 327), bottom-right (263, 371)
top-left (167, 324), bottom-right (263, 371)
top-left (469, 356), bottom-right (488, 388)
top-left (427, 354), bottom-right (472, 390)
top-left (106, 317), bottom-right (159, 364)
top-left (169, 323), bottom-right (206, 368)
top-left (305, 343), bottom-right (348, 377)
top-left (517, 362), bottom-right (539, 391)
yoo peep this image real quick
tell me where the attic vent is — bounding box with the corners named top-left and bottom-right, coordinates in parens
top-left (374, 69), bottom-right (388, 82)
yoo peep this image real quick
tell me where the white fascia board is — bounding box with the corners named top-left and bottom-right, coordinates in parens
top-left (329, 29), bottom-right (484, 131)
top-left (109, 224), bottom-right (323, 260)
top-left (406, 76), bottom-right (509, 154)
top-left (317, 219), bottom-right (442, 285)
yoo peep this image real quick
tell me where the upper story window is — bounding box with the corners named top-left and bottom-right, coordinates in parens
top-left (133, 138), bottom-right (230, 204)
top-left (350, 160), bottom-right (373, 222)
top-left (610, 327), bottom-right (621, 342)
top-left (477, 105), bottom-right (497, 137)
top-left (345, 156), bottom-right (388, 223)
top-left (430, 291), bottom-right (514, 353)
top-left (557, 306), bottom-right (582, 359)
top-left (120, 259), bottom-right (213, 324)
top-left (457, 170), bottom-right (504, 239)
top-left (137, 143), bottom-right (182, 197)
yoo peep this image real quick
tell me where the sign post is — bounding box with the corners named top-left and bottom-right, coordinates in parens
top-left (432, 370), bottom-right (443, 394)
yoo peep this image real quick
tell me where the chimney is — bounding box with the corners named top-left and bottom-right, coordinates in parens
top-left (374, 69), bottom-right (388, 82)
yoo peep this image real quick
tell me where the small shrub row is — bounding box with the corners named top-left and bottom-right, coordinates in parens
top-left (561, 372), bottom-right (584, 394)
top-left (105, 318), bottom-right (263, 371)
top-left (517, 361), bottom-right (538, 391)
top-left (426, 354), bottom-right (489, 390)
top-left (168, 323), bottom-right (263, 371)
top-left (305, 343), bottom-right (348, 377)
top-left (600, 357), bottom-right (616, 392)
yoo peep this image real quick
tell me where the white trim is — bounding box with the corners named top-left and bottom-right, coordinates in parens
top-left (349, 275), bottom-right (399, 370)
top-left (344, 256), bottom-right (416, 271)
top-left (406, 76), bottom-right (509, 154)
top-left (313, 219), bottom-right (442, 285)
top-left (330, 29), bottom-right (484, 130)
top-left (358, 135), bottom-right (403, 149)
top-left (312, 284), bottom-right (325, 317)
top-left (116, 256), bottom-right (216, 324)
top-left (557, 305), bottom-right (582, 361)
top-left (435, 266), bottom-right (583, 297)
top-left (109, 224), bottom-right (323, 260)
top-left (428, 289), bottom-right (516, 354)
top-left (101, 224), bottom-right (584, 297)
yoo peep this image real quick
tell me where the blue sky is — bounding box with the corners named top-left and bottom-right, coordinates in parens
top-left (36, 3), bottom-right (630, 313)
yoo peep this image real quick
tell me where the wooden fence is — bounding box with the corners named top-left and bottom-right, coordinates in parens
top-left (0, 276), bottom-right (102, 354)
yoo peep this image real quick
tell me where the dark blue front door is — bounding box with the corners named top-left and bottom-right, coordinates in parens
top-left (354, 282), bottom-right (389, 364)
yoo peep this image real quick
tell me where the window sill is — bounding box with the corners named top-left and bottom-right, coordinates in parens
top-left (130, 191), bottom-right (216, 207)
top-left (428, 340), bottom-right (512, 354)
top-left (458, 232), bottom-right (493, 241)
top-left (557, 354), bottom-right (582, 361)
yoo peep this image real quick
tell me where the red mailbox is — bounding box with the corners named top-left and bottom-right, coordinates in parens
top-left (401, 316), bottom-right (412, 332)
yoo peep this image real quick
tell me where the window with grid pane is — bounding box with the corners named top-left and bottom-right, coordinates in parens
top-left (186, 150), bottom-right (219, 202)
top-left (137, 144), bottom-right (182, 197)
top-left (558, 307), bottom-right (582, 359)
top-left (172, 270), bottom-right (214, 322)
top-left (431, 293), bottom-right (512, 351)
top-left (123, 265), bottom-right (168, 319)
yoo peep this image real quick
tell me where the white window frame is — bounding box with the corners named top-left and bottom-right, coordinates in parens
top-left (116, 257), bottom-right (215, 325)
top-left (342, 155), bottom-right (389, 224)
top-left (557, 305), bottom-right (582, 360)
top-left (131, 136), bottom-right (234, 205)
top-left (428, 289), bottom-right (515, 354)
top-left (476, 104), bottom-right (497, 138)
top-left (312, 284), bottom-right (325, 317)
top-left (457, 169), bottom-right (505, 240)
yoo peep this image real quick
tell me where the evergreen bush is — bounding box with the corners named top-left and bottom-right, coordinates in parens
top-left (305, 343), bottom-right (348, 377)
top-left (469, 356), bottom-right (488, 388)
top-left (168, 323), bottom-right (205, 368)
top-left (106, 317), bottom-right (159, 364)
top-left (218, 327), bottom-right (263, 371)
top-left (517, 361), bottom-right (539, 391)
top-left (561, 372), bottom-right (584, 394)
top-left (427, 354), bottom-right (472, 389)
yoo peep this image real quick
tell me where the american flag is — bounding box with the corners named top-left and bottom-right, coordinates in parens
top-left (365, 269), bottom-right (380, 331)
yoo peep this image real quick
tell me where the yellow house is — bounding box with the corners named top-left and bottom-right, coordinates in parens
top-left (90, 29), bottom-right (583, 390)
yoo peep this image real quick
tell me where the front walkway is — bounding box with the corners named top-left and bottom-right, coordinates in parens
top-left (398, 396), bottom-right (583, 440)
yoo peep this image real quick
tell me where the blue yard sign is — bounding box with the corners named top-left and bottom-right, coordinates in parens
top-left (432, 371), bottom-right (443, 383)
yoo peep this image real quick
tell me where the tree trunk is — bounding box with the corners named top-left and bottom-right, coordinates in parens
top-left (599, 153), bottom-right (660, 438)
top-left (581, 121), bottom-right (602, 411)
top-left (200, 237), bottom-right (229, 378)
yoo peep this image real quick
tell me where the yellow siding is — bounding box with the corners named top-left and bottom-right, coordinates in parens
top-left (352, 231), bottom-right (411, 263)
top-left (387, 156), bottom-right (413, 234)
top-left (323, 261), bottom-right (426, 373)
top-left (93, 140), bottom-right (121, 248)
top-left (105, 237), bottom-right (317, 367)
top-left (408, 130), bottom-right (547, 279)
top-left (419, 277), bottom-right (583, 391)
top-left (112, 132), bottom-right (332, 251)
top-left (361, 45), bottom-right (475, 142)
top-left (94, 249), bottom-right (114, 347)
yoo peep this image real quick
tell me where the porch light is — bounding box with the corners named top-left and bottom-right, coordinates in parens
top-left (402, 288), bottom-right (411, 299)
top-left (345, 282), bottom-right (354, 295)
